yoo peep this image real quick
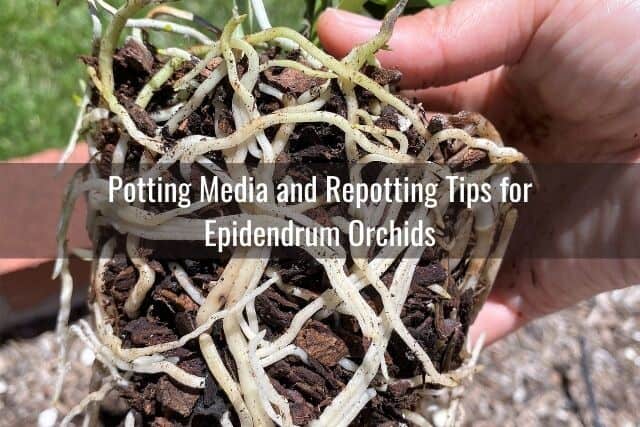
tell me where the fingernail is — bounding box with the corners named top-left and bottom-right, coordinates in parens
top-left (326, 8), bottom-right (380, 29)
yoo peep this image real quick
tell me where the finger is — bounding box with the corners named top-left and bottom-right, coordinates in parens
top-left (468, 259), bottom-right (537, 346)
top-left (317, 0), bottom-right (553, 89)
top-left (401, 69), bottom-right (507, 114)
top-left (469, 293), bottom-right (528, 346)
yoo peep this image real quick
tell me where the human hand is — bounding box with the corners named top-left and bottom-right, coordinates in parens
top-left (318, 0), bottom-right (640, 343)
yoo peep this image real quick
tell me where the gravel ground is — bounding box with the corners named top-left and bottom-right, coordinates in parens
top-left (1, 286), bottom-right (638, 427)
top-left (462, 287), bottom-right (640, 427)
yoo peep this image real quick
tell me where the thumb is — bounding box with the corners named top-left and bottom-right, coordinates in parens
top-left (317, 0), bottom-right (553, 89)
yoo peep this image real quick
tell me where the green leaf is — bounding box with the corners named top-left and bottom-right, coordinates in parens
top-left (337, 0), bottom-right (368, 13)
top-left (426, 0), bottom-right (452, 5)
top-left (366, 0), bottom-right (394, 5)
top-left (407, 0), bottom-right (434, 7)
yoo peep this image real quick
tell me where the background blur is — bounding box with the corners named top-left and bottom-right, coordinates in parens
top-left (0, 0), bottom-right (304, 159)
top-left (0, 0), bottom-right (448, 160)
top-left (1, 1), bottom-right (637, 426)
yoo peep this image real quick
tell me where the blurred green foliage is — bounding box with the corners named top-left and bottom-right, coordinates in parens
top-left (0, 0), bottom-right (90, 159)
top-left (0, 0), bottom-right (449, 160)
top-left (340, 0), bottom-right (449, 16)
top-left (305, 0), bottom-right (449, 40)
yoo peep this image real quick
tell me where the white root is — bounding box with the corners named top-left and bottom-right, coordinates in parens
top-left (401, 410), bottom-right (434, 427)
top-left (55, 1), bottom-right (526, 425)
top-left (123, 234), bottom-right (156, 318)
top-left (166, 61), bottom-right (227, 133)
top-left (169, 262), bottom-right (206, 306)
top-left (249, 330), bottom-right (294, 426)
top-left (53, 252), bottom-right (73, 403)
top-left (136, 56), bottom-right (185, 109)
top-left (200, 334), bottom-right (254, 427)
top-left (59, 84), bottom-right (90, 168)
top-left (223, 252), bottom-right (274, 426)
top-left (60, 379), bottom-right (114, 427)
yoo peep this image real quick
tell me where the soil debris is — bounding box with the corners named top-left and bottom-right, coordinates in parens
top-left (123, 99), bottom-right (157, 137)
top-left (123, 318), bottom-right (177, 347)
top-left (114, 38), bottom-right (155, 76)
top-left (263, 67), bottom-right (325, 95)
top-left (155, 376), bottom-right (200, 417)
top-left (447, 147), bottom-right (489, 171)
top-left (363, 65), bottom-right (402, 87)
top-left (294, 321), bottom-right (349, 367)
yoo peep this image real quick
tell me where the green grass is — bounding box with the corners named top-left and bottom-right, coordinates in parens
top-left (0, 0), bottom-right (447, 160)
top-left (0, 0), bottom-right (91, 159)
top-left (0, 0), bottom-right (304, 160)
